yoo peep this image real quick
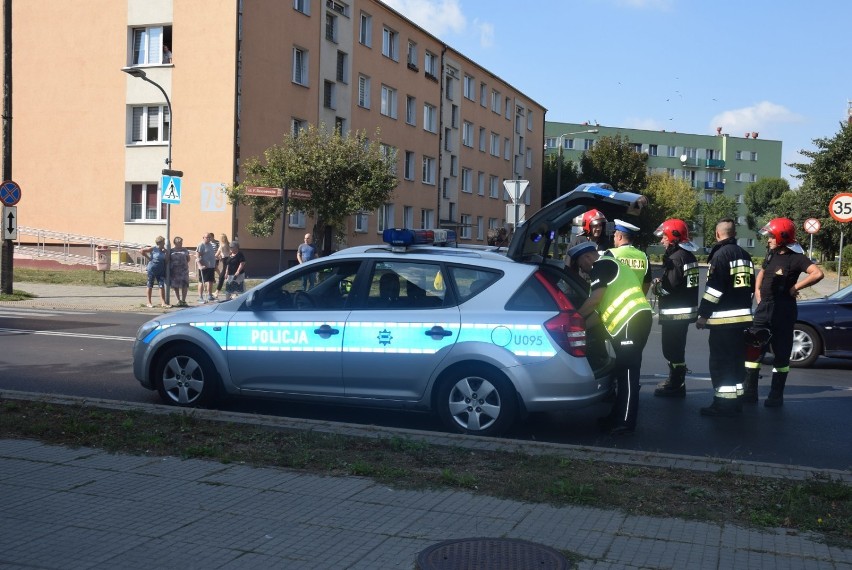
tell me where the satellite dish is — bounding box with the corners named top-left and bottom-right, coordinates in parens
top-left (679, 154), bottom-right (688, 163)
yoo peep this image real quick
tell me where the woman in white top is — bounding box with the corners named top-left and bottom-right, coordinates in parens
top-left (214, 233), bottom-right (232, 298)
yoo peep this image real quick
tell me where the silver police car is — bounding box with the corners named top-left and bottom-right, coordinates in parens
top-left (133, 184), bottom-right (646, 436)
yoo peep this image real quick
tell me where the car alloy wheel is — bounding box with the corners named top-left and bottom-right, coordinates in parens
top-left (437, 366), bottom-right (517, 436)
top-left (156, 345), bottom-right (218, 406)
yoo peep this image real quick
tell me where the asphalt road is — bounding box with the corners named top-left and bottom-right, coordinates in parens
top-left (0, 306), bottom-right (849, 471)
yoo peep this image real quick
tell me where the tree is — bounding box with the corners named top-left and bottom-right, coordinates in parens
top-left (699, 195), bottom-right (738, 249)
top-left (789, 121), bottom-right (852, 259)
top-left (542, 152), bottom-right (580, 206)
top-left (635, 173), bottom-right (700, 249)
top-left (743, 177), bottom-right (790, 231)
top-left (578, 134), bottom-right (648, 193)
top-left (227, 125), bottom-right (398, 255)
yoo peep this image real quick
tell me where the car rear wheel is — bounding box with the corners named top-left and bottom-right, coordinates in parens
top-left (156, 345), bottom-right (218, 406)
top-left (790, 324), bottom-right (821, 368)
top-left (436, 366), bottom-right (517, 437)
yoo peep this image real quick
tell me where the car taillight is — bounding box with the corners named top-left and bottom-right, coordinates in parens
top-left (534, 272), bottom-right (586, 357)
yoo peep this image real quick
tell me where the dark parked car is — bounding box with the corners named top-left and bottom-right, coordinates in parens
top-left (790, 283), bottom-right (852, 367)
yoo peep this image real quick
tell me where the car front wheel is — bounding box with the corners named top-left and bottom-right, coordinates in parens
top-left (155, 345), bottom-right (218, 406)
top-left (436, 366), bottom-right (517, 437)
top-left (790, 324), bottom-right (821, 368)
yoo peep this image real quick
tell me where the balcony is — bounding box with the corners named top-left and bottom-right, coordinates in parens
top-left (680, 157), bottom-right (701, 168)
top-left (704, 181), bottom-right (725, 191)
top-left (705, 158), bottom-right (726, 169)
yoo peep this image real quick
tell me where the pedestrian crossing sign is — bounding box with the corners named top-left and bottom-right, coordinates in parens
top-left (161, 175), bottom-right (182, 205)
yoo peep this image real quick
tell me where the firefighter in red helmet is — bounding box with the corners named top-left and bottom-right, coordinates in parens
top-left (745, 218), bottom-right (823, 407)
top-left (569, 209), bottom-right (612, 253)
top-left (651, 219), bottom-right (700, 398)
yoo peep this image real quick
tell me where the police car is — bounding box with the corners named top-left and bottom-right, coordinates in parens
top-left (133, 183), bottom-right (646, 436)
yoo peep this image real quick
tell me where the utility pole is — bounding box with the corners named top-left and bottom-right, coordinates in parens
top-left (1, 0), bottom-right (13, 294)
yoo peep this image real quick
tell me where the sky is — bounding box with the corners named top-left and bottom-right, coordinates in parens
top-left (380, 0), bottom-right (851, 186)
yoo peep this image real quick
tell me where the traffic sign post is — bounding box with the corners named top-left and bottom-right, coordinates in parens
top-left (0, 181), bottom-right (21, 294)
top-left (503, 180), bottom-right (530, 232)
top-left (804, 217), bottom-right (821, 260)
top-left (0, 180), bottom-right (21, 206)
top-left (828, 193), bottom-right (852, 291)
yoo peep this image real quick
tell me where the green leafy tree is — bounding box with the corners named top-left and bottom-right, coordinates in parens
top-left (699, 195), bottom-right (738, 249)
top-left (635, 172), bottom-right (700, 249)
top-left (578, 134), bottom-right (648, 193)
top-left (227, 125), bottom-right (398, 255)
top-left (542, 152), bottom-right (580, 206)
top-left (789, 121), bottom-right (852, 259)
top-left (743, 177), bottom-right (790, 231)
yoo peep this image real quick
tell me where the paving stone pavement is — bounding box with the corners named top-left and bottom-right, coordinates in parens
top-left (1, 280), bottom-right (850, 568)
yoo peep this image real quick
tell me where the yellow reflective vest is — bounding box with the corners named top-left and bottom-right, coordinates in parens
top-left (596, 258), bottom-right (652, 337)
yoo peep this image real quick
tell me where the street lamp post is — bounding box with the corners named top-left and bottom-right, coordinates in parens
top-left (122, 67), bottom-right (173, 305)
top-left (555, 129), bottom-right (599, 197)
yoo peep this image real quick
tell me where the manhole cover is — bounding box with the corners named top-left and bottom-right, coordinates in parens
top-left (416, 537), bottom-right (570, 569)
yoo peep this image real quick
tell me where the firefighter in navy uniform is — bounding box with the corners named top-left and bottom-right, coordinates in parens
top-left (652, 219), bottom-right (700, 398)
top-left (568, 241), bottom-right (652, 435)
top-left (695, 218), bottom-right (754, 417)
top-left (744, 218), bottom-right (823, 407)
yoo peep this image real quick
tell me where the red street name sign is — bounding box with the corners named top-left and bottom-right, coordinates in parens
top-left (245, 186), bottom-right (283, 198)
top-left (289, 188), bottom-right (312, 200)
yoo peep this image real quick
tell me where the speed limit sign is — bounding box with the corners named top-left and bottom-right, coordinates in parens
top-left (829, 192), bottom-right (852, 223)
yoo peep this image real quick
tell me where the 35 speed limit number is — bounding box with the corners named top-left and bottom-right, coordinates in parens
top-left (829, 193), bottom-right (852, 223)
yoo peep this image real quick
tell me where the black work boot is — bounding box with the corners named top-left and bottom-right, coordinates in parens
top-left (764, 371), bottom-right (788, 408)
top-left (700, 396), bottom-right (741, 417)
top-left (654, 364), bottom-right (686, 398)
top-left (742, 368), bottom-right (760, 403)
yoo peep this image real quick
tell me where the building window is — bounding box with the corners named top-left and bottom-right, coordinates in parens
top-left (526, 147), bottom-right (532, 169)
top-left (355, 212), bottom-right (369, 232)
top-left (736, 194), bottom-right (743, 204)
top-left (288, 210), bottom-right (306, 228)
top-left (382, 27), bottom-right (398, 61)
top-left (461, 168), bottom-right (472, 193)
top-left (358, 75), bottom-right (370, 108)
top-left (479, 82), bottom-right (487, 107)
top-left (424, 51), bottom-right (437, 77)
top-left (667, 145), bottom-right (677, 157)
top-left (505, 97), bottom-right (511, 120)
top-left (477, 172), bottom-right (485, 195)
top-left (451, 104), bottom-right (459, 128)
top-left (323, 81), bottom-right (335, 109)
top-left (292, 47), bottom-right (308, 86)
top-left (130, 26), bottom-right (173, 66)
top-left (130, 105), bottom-right (170, 143)
top-left (684, 147), bottom-right (697, 159)
top-left (462, 121), bottom-right (473, 147)
top-left (325, 13), bottom-right (338, 42)
top-left (631, 143), bottom-right (642, 153)
top-left (404, 151), bottom-right (415, 180)
top-left (405, 96), bottom-right (416, 125)
top-left (444, 128), bottom-right (452, 152)
top-left (423, 103), bottom-right (436, 133)
top-left (380, 143), bottom-right (397, 175)
top-left (491, 90), bottom-right (500, 113)
top-left (420, 208), bottom-right (434, 229)
top-left (422, 156), bottom-right (435, 184)
top-left (334, 116), bottom-right (345, 133)
top-left (750, 174), bottom-right (758, 182)
top-left (648, 144), bottom-right (658, 157)
top-left (489, 175), bottom-right (499, 198)
top-left (527, 110), bottom-right (533, 131)
top-left (333, 51), bottom-right (347, 84)
top-left (460, 214), bottom-right (471, 239)
top-left (404, 206), bottom-right (414, 228)
top-left (129, 183), bottom-right (165, 221)
top-left (377, 203), bottom-right (393, 232)
top-left (751, 151), bottom-right (759, 161)
top-left (545, 138), bottom-right (556, 149)
top-left (504, 137), bottom-right (511, 160)
top-left (463, 75), bottom-right (474, 100)
top-left (327, 0), bottom-right (347, 15)
top-left (380, 85), bottom-right (397, 118)
top-left (490, 133), bottom-right (499, 156)
top-left (294, 0), bottom-right (311, 15)
top-left (407, 41), bottom-right (417, 67)
top-left (359, 12), bottom-right (372, 46)
top-left (450, 155), bottom-right (458, 176)
top-left (479, 127), bottom-right (486, 152)
top-left (583, 138), bottom-right (594, 150)
top-left (291, 118), bottom-right (308, 136)
top-left (477, 216), bottom-right (484, 240)
top-left (445, 72), bottom-right (455, 101)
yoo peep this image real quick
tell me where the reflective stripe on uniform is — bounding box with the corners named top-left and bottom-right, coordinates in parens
top-left (703, 286), bottom-right (723, 303)
top-left (745, 361), bottom-right (761, 369)
top-left (716, 384), bottom-right (742, 399)
top-left (773, 366), bottom-right (790, 373)
top-left (659, 306), bottom-right (698, 321)
top-left (706, 307), bottom-right (752, 326)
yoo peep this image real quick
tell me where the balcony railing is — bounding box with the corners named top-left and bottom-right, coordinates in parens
top-left (705, 158), bottom-right (726, 169)
top-left (680, 157), bottom-right (701, 168)
top-left (704, 181), bottom-right (725, 190)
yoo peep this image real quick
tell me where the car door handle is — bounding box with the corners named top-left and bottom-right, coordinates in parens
top-left (314, 324), bottom-right (340, 338)
top-left (424, 326), bottom-right (453, 339)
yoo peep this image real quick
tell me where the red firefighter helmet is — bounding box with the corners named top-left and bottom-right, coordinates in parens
top-left (654, 219), bottom-right (698, 251)
top-left (581, 209), bottom-right (606, 235)
top-left (759, 218), bottom-right (804, 253)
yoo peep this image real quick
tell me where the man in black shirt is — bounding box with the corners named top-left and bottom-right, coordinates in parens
top-left (745, 218), bottom-right (823, 407)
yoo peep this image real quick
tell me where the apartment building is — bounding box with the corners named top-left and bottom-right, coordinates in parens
top-left (3, 0), bottom-right (544, 274)
top-left (545, 122), bottom-right (783, 250)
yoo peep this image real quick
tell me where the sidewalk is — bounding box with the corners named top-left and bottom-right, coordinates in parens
top-left (1, 281), bottom-right (850, 568)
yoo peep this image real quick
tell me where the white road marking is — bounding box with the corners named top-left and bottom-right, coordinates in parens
top-left (0, 328), bottom-right (133, 342)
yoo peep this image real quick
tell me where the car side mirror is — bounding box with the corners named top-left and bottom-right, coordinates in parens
top-left (244, 290), bottom-right (258, 309)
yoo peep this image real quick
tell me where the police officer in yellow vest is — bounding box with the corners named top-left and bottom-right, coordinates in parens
top-left (604, 219), bottom-right (651, 295)
top-left (569, 241), bottom-right (653, 435)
